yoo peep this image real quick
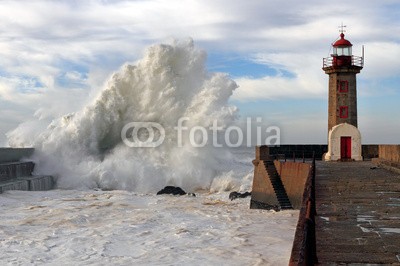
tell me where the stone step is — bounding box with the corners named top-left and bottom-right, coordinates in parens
top-left (275, 193), bottom-right (290, 197)
top-left (277, 198), bottom-right (291, 202)
top-left (0, 161), bottom-right (35, 181)
top-left (261, 160), bottom-right (293, 209)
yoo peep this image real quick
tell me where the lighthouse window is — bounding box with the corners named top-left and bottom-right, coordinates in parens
top-left (335, 47), bottom-right (352, 56)
top-left (339, 106), bottom-right (348, 118)
top-left (338, 80), bottom-right (349, 93)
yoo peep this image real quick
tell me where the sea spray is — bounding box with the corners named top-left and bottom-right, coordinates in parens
top-left (7, 39), bottom-right (250, 192)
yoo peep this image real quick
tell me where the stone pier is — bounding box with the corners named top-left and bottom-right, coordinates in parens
top-left (0, 148), bottom-right (54, 193)
top-left (315, 161), bottom-right (400, 264)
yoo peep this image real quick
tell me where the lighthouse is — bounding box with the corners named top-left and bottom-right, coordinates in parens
top-left (323, 27), bottom-right (364, 161)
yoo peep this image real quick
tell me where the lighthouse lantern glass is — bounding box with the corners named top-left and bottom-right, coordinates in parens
top-left (334, 46), bottom-right (352, 56)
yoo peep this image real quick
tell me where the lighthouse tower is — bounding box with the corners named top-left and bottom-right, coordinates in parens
top-left (323, 27), bottom-right (364, 161)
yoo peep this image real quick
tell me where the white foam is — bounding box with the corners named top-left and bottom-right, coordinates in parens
top-left (7, 39), bottom-right (248, 193)
top-left (380, 228), bottom-right (400, 234)
top-left (0, 190), bottom-right (298, 265)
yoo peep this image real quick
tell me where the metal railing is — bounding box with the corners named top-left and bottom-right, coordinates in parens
top-left (272, 151), bottom-right (317, 163)
top-left (322, 55), bottom-right (364, 68)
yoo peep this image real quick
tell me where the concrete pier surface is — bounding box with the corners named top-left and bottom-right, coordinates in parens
top-left (315, 161), bottom-right (400, 264)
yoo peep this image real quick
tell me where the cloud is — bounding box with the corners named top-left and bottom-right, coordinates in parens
top-left (0, 0), bottom-right (399, 144)
top-left (231, 52), bottom-right (326, 101)
top-left (362, 42), bottom-right (400, 78)
top-left (0, 75), bottom-right (89, 145)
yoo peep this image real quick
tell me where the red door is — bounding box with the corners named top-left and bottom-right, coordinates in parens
top-left (340, 137), bottom-right (351, 159)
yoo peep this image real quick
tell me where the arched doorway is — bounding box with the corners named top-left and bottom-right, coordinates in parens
top-left (324, 123), bottom-right (362, 161)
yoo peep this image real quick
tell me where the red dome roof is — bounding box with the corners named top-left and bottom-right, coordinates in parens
top-left (333, 33), bottom-right (352, 47)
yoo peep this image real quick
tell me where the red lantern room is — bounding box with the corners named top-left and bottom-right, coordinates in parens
top-left (323, 30), bottom-right (363, 69)
top-left (332, 33), bottom-right (353, 66)
top-left (333, 33), bottom-right (352, 55)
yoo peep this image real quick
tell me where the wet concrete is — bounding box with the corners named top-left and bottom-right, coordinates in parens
top-left (315, 161), bottom-right (400, 264)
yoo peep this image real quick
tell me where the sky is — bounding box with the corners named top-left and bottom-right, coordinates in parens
top-left (0, 0), bottom-right (399, 145)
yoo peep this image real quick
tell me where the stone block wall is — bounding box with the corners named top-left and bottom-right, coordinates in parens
top-left (274, 160), bottom-right (311, 209)
top-left (251, 146), bottom-right (311, 210)
top-left (0, 148), bottom-right (34, 163)
top-left (251, 146), bottom-right (279, 207)
top-left (379, 145), bottom-right (400, 163)
top-left (268, 144), bottom-right (380, 160)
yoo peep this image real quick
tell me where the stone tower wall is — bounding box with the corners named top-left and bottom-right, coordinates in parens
top-left (325, 67), bottom-right (361, 132)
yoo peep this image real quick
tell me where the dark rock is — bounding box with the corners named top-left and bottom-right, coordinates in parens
top-left (187, 193), bottom-right (196, 197)
top-left (229, 191), bottom-right (252, 201)
top-left (157, 186), bottom-right (186, 196)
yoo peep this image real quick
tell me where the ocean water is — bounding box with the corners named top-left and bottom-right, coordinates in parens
top-left (3, 39), bottom-right (298, 264)
top-left (0, 189), bottom-right (298, 265)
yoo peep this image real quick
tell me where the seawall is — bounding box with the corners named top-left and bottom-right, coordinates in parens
top-left (0, 148), bottom-right (34, 163)
top-left (372, 145), bottom-right (400, 174)
top-left (268, 144), bottom-right (379, 160)
top-left (0, 148), bottom-right (54, 193)
top-left (274, 160), bottom-right (311, 209)
top-left (378, 144), bottom-right (400, 162)
top-left (250, 146), bottom-right (311, 210)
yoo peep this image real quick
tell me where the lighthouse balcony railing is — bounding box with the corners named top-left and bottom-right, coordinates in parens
top-left (323, 55), bottom-right (364, 68)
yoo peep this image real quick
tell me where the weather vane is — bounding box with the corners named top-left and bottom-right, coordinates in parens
top-left (338, 22), bottom-right (347, 33)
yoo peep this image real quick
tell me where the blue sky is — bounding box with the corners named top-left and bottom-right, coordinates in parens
top-left (0, 0), bottom-right (399, 145)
